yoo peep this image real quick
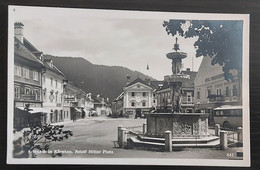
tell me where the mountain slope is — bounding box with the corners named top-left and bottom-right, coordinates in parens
top-left (45, 55), bottom-right (155, 101)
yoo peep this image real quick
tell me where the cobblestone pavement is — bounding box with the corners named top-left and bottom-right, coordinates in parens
top-left (37, 116), bottom-right (243, 160)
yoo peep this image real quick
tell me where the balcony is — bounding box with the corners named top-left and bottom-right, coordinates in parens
top-left (208, 94), bottom-right (224, 103)
top-left (181, 101), bottom-right (194, 105)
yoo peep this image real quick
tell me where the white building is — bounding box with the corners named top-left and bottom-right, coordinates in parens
top-left (123, 78), bottom-right (154, 118)
top-left (41, 58), bottom-right (67, 123)
top-left (194, 56), bottom-right (241, 122)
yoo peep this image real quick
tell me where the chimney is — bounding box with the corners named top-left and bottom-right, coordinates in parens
top-left (186, 68), bottom-right (191, 72)
top-left (14, 22), bottom-right (24, 43)
top-left (126, 75), bottom-right (130, 85)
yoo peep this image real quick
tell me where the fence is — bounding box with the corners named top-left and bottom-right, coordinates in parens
top-left (123, 125), bottom-right (144, 136)
top-left (227, 130), bottom-right (238, 147)
top-left (216, 124), bottom-right (243, 149)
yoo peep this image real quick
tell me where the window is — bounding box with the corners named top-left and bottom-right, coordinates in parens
top-left (207, 89), bottom-right (211, 97)
top-left (131, 102), bottom-right (135, 107)
top-left (233, 85), bottom-right (237, 96)
top-left (142, 92), bottom-right (146, 97)
top-left (153, 100), bottom-right (156, 103)
top-left (25, 87), bottom-right (30, 95)
top-left (55, 92), bottom-right (58, 103)
top-left (225, 86), bottom-right (230, 97)
top-left (142, 102), bottom-right (146, 106)
top-left (131, 92), bottom-right (135, 97)
top-left (34, 89), bottom-right (39, 100)
top-left (51, 78), bottom-right (53, 86)
top-left (33, 71), bottom-right (39, 81)
top-left (14, 86), bottom-right (20, 98)
top-left (55, 80), bottom-right (58, 88)
top-left (197, 91), bottom-right (200, 100)
top-left (60, 94), bottom-right (62, 103)
top-left (14, 65), bottom-right (22, 77)
top-left (23, 68), bottom-right (29, 79)
top-left (187, 93), bottom-right (192, 103)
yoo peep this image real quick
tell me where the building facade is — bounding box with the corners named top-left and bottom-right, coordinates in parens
top-left (123, 78), bottom-right (154, 118)
top-left (14, 22), bottom-right (47, 129)
top-left (92, 95), bottom-right (111, 116)
top-left (20, 24), bottom-right (67, 124)
top-left (111, 92), bottom-right (124, 117)
top-left (156, 68), bottom-right (197, 113)
top-left (194, 56), bottom-right (241, 122)
top-left (41, 58), bottom-right (67, 123)
top-left (64, 82), bottom-right (92, 121)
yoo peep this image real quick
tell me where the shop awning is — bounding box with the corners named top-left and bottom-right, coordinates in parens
top-left (74, 108), bottom-right (81, 112)
top-left (29, 108), bottom-right (49, 114)
top-left (15, 107), bottom-right (49, 114)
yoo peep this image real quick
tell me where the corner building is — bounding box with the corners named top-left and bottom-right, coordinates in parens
top-left (194, 56), bottom-right (241, 122)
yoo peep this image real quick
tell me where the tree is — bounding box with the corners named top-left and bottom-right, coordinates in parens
top-left (163, 20), bottom-right (243, 81)
top-left (13, 124), bottom-right (73, 158)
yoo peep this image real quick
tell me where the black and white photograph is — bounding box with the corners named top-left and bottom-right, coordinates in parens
top-left (7, 5), bottom-right (250, 166)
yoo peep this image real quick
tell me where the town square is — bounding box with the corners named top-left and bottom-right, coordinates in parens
top-left (8, 6), bottom-right (250, 166)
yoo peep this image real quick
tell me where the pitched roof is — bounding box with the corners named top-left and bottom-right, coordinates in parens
top-left (181, 70), bottom-right (197, 81)
top-left (194, 56), bottom-right (224, 87)
top-left (150, 80), bottom-right (165, 89)
top-left (23, 37), bottom-right (41, 54)
top-left (125, 77), bottom-right (151, 88)
top-left (14, 37), bottom-right (45, 68)
top-left (42, 57), bottom-right (65, 77)
top-left (23, 37), bottom-right (66, 78)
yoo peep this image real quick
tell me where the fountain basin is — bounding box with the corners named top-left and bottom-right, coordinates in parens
top-left (146, 113), bottom-right (209, 138)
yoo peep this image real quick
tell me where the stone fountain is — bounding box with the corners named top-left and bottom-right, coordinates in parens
top-left (146, 38), bottom-right (209, 138)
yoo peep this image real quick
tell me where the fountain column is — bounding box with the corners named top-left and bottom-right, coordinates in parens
top-left (165, 37), bottom-right (188, 113)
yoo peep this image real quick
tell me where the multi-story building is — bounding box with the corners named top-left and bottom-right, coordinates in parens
top-left (14, 22), bottom-right (47, 129)
top-left (41, 58), bottom-right (67, 123)
top-left (111, 92), bottom-right (124, 117)
top-left (20, 25), bottom-right (67, 124)
top-left (85, 93), bottom-right (94, 116)
top-left (64, 82), bottom-right (91, 121)
top-left (123, 78), bottom-right (154, 118)
top-left (22, 38), bottom-right (67, 124)
top-left (92, 95), bottom-right (111, 116)
top-left (156, 68), bottom-right (197, 113)
top-left (194, 56), bottom-right (241, 122)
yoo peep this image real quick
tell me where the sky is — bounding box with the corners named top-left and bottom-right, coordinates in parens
top-left (11, 6), bottom-right (203, 80)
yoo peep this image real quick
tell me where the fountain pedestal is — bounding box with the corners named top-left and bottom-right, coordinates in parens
top-left (146, 113), bottom-right (208, 138)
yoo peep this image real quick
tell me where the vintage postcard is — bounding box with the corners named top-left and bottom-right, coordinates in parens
top-left (7, 5), bottom-right (250, 166)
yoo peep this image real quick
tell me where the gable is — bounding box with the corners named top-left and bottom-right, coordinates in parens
top-left (125, 82), bottom-right (152, 91)
top-left (194, 56), bottom-right (224, 87)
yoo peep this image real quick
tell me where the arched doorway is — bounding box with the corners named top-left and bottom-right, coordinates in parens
top-left (60, 110), bottom-right (63, 122)
top-left (50, 112), bottom-right (53, 123)
top-left (54, 110), bottom-right (58, 123)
